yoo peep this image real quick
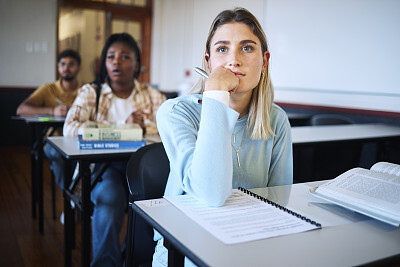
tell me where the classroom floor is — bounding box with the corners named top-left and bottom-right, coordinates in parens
top-left (0, 146), bottom-right (127, 266)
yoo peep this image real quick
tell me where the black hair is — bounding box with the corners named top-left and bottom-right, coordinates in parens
top-left (95, 33), bottom-right (141, 85)
top-left (94, 33), bottom-right (142, 115)
top-left (58, 49), bottom-right (81, 66)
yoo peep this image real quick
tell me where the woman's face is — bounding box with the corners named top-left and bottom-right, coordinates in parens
top-left (206, 22), bottom-right (269, 94)
top-left (106, 42), bottom-right (137, 85)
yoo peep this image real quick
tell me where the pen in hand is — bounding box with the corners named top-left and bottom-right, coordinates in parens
top-left (194, 66), bottom-right (237, 95)
top-left (53, 98), bottom-right (68, 116)
top-left (194, 67), bottom-right (209, 79)
top-left (55, 98), bottom-right (65, 105)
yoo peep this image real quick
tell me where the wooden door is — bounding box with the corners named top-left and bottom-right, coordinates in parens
top-left (58, 0), bottom-right (152, 83)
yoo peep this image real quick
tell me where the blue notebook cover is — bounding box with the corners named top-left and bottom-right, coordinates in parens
top-left (78, 135), bottom-right (146, 150)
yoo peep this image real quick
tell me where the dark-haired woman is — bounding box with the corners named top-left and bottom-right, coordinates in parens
top-left (64, 33), bottom-right (165, 266)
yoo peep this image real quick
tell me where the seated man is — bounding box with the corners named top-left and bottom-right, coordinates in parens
top-left (17, 49), bottom-right (81, 117)
top-left (16, 49), bottom-right (82, 191)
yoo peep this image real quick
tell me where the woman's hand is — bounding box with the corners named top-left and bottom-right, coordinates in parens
top-left (126, 111), bottom-right (149, 134)
top-left (204, 67), bottom-right (239, 95)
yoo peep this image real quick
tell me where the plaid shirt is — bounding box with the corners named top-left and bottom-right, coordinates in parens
top-left (63, 80), bottom-right (166, 136)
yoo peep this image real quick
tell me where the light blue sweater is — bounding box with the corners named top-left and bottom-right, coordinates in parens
top-left (156, 93), bottom-right (293, 207)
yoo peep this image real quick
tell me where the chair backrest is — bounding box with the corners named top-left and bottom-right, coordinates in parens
top-left (311, 114), bottom-right (354, 126)
top-left (126, 142), bottom-right (169, 200)
top-left (125, 142), bottom-right (170, 266)
top-left (307, 114), bottom-right (361, 181)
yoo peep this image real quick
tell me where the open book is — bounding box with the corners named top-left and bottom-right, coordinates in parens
top-left (310, 162), bottom-right (400, 227)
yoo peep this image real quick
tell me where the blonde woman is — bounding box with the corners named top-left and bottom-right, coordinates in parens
top-left (154, 8), bottom-right (293, 266)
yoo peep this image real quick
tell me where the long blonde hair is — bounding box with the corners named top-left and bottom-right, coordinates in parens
top-left (192, 7), bottom-right (274, 139)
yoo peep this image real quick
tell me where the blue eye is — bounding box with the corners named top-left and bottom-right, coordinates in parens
top-left (243, 45), bottom-right (253, 52)
top-left (217, 46), bottom-right (227, 53)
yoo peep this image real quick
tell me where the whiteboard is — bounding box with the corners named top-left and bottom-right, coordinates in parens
top-left (264, 0), bottom-right (400, 112)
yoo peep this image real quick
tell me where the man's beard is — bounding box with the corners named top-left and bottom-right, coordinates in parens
top-left (62, 75), bottom-right (75, 82)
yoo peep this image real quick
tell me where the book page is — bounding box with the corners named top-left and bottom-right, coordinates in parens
top-left (165, 189), bottom-right (319, 245)
top-left (371, 162), bottom-right (400, 177)
top-left (315, 168), bottom-right (400, 221)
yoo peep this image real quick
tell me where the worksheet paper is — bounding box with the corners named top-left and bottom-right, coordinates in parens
top-left (165, 189), bottom-right (319, 245)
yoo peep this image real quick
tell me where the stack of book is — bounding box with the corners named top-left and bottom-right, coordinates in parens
top-left (78, 123), bottom-right (146, 150)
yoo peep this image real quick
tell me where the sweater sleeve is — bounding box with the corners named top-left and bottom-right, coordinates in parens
top-left (157, 96), bottom-right (238, 207)
top-left (63, 84), bottom-right (96, 137)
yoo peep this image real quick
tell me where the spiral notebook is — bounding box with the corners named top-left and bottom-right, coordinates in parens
top-left (164, 188), bottom-right (321, 245)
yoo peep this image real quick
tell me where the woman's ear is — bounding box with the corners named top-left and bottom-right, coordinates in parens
top-left (205, 53), bottom-right (211, 71)
top-left (262, 51), bottom-right (270, 71)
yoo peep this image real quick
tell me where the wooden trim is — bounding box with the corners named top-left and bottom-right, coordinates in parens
top-left (58, 0), bottom-right (153, 83)
top-left (140, 13), bottom-right (152, 82)
top-left (105, 11), bottom-right (112, 40)
top-left (275, 102), bottom-right (400, 119)
top-left (56, 1), bottom-right (60, 79)
top-left (58, 0), bottom-right (152, 17)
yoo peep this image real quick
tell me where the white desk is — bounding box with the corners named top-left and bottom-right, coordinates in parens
top-left (46, 136), bottom-right (146, 267)
top-left (291, 123), bottom-right (400, 145)
top-left (46, 136), bottom-right (141, 158)
top-left (134, 181), bottom-right (400, 267)
top-left (12, 115), bottom-right (65, 234)
top-left (291, 123), bottom-right (400, 182)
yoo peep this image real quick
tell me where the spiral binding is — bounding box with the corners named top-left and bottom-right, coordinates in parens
top-left (238, 187), bottom-right (321, 228)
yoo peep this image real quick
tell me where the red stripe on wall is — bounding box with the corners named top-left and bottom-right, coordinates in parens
top-left (275, 102), bottom-right (400, 119)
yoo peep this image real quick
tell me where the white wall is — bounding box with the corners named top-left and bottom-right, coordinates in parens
top-left (151, 0), bottom-right (265, 93)
top-left (151, 0), bottom-right (400, 112)
top-left (2, 0), bottom-right (399, 113)
top-left (265, 0), bottom-right (400, 112)
top-left (0, 0), bottom-right (57, 87)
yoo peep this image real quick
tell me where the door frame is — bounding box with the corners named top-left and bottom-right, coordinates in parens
top-left (57, 0), bottom-right (153, 82)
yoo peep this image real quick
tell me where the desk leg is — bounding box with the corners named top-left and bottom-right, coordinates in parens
top-left (64, 191), bottom-right (73, 267)
top-left (164, 239), bottom-right (184, 267)
top-left (29, 125), bottom-right (37, 220)
top-left (36, 126), bottom-right (44, 234)
top-left (80, 160), bottom-right (91, 266)
top-left (64, 164), bottom-right (73, 267)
